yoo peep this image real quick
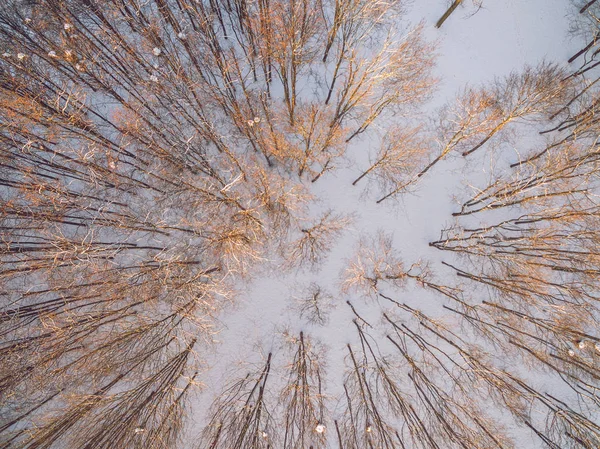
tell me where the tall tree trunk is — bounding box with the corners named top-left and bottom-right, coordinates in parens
top-left (580, 0), bottom-right (599, 14)
top-left (435, 0), bottom-right (463, 29)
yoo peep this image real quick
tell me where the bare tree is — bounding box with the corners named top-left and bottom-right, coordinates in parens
top-left (461, 62), bottom-right (573, 157)
top-left (292, 283), bottom-right (335, 326)
top-left (279, 332), bottom-right (328, 449)
top-left (338, 324), bottom-right (403, 449)
top-left (350, 126), bottom-right (430, 202)
top-left (341, 231), bottom-right (408, 298)
top-left (200, 353), bottom-right (275, 449)
top-left (286, 211), bottom-right (352, 269)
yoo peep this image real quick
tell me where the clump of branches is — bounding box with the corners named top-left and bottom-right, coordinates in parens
top-left (292, 283), bottom-right (335, 326)
top-left (351, 126), bottom-right (431, 203)
top-left (341, 231), bottom-right (409, 298)
top-left (285, 211), bottom-right (353, 269)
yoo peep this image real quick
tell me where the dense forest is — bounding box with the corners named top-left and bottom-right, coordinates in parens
top-left (1, 1), bottom-right (599, 448)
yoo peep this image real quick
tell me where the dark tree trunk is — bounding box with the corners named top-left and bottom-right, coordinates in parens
top-left (436, 0), bottom-right (463, 29)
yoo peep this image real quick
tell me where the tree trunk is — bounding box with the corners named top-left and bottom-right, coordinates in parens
top-left (580, 0), bottom-right (599, 14)
top-left (435, 0), bottom-right (463, 29)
